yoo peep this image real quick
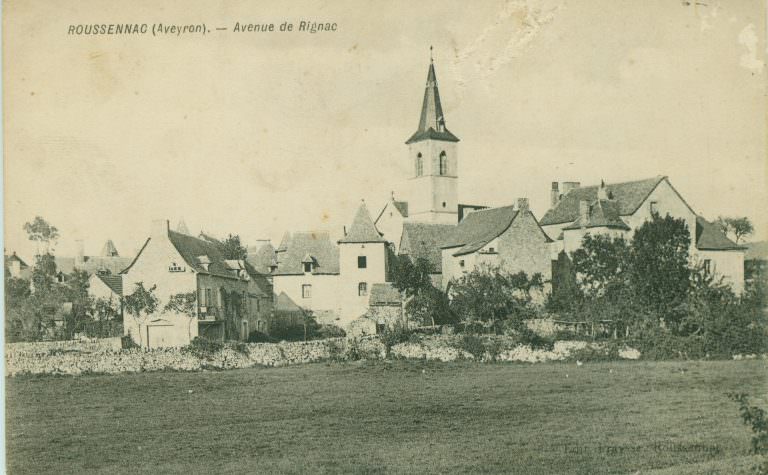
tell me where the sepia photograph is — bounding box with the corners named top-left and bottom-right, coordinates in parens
top-left (3, 0), bottom-right (767, 473)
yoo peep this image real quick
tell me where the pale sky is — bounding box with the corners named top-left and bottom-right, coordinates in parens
top-left (4, 0), bottom-right (766, 263)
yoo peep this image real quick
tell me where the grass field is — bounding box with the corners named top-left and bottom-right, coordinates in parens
top-left (5, 359), bottom-right (767, 474)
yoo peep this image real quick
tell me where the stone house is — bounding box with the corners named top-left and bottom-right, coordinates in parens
top-left (542, 176), bottom-right (746, 293)
top-left (120, 219), bottom-right (274, 348)
top-left (440, 199), bottom-right (553, 290)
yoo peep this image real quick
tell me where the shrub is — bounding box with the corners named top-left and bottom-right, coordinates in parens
top-left (247, 331), bottom-right (278, 343)
top-left (314, 324), bottom-right (346, 339)
top-left (566, 341), bottom-right (621, 362)
top-left (456, 334), bottom-right (485, 360)
top-left (514, 326), bottom-right (555, 351)
top-left (380, 323), bottom-right (412, 357)
top-left (728, 393), bottom-right (768, 475)
top-left (184, 337), bottom-right (224, 360)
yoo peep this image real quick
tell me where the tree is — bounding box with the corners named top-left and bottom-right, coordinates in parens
top-left (571, 234), bottom-right (631, 298)
top-left (31, 253), bottom-right (58, 293)
top-left (123, 282), bottom-right (159, 345)
top-left (448, 265), bottom-right (543, 334)
top-left (715, 216), bottom-right (754, 244)
top-left (164, 292), bottom-right (197, 317)
top-left (629, 213), bottom-right (692, 329)
top-left (390, 255), bottom-right (451, 327)
top-left (221, 234), bottom-right (247, 260)
top-left (23, 216), bottom-right (59, 254)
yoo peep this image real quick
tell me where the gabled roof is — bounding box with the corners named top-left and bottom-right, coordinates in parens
top-left (405, 59), bottom-right (460, 144)
top-left (441, 206), bottom-right (519, 256)
top-left (5, 252), bottom-right (28, 268)
top-left (94, 273), bottom-right (123, 296)
top-left (695, 216), bottom-right (745, 251)
top-left (369, 283), bottom-right (402, 306)
top-left (56, 256), bottom-right (134, 276)
top-left (166, 230), bottom-right (239, 279)
top-left (273, 231), bottom-right (340, 275)
top-left (275, 291), bottom-right (305, 313)
top-left (339, 202), bottom-right (386, 244)
top-left (399, 222), bottom-right (455, 273)
top-left (563, 199), bottom-right (631, 231)
top-left (541, 176), bottom-right (667, 226)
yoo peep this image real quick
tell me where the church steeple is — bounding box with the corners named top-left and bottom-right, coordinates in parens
top-left (405, 49), bottom-right (460, 145)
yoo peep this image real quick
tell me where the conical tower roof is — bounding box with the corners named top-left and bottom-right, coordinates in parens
top-left (100, 239), bottom-right (119, 257)
top-left (277, 232), bottom-right (291, 252)
top-left (176, 219), bottom-right (190, 235)
top-left (339, 201), bottom-right (386, 244)
top-left (405, 50), bottom-right (460, 144)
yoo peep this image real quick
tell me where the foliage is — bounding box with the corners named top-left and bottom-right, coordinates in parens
top-left (448, 266), bottom-right (543, 334)
top-left (5, 276), bottom-right (31, 307)
top-left (221, 234), bottom-right (248, 260)
top-left (123, 282), bottom-right (159, 345)
top-left (247, 331), bottom-right (279, 343)
top-left (548, 250), bottom-right (582, 312)
top-left (314, 324), bottom-right (346, 339)
top-left (716, 216), bottom-right (755, 244)
top-left (728, 393), bottom-right (768, 475)
top-left (31, 253), bottom-right (58, 293)
top-left (405, 285), bottom-right (455, 327)
top-left (512, 326), bottom-right (555, 350)
top-left (456, 334), bottom-right (486, 359)
top-left (164, 292), bottom-right (197, 317)
top-left (184, 337), bottom-right (224, 360)
top-left (271, 311), bottom-right (319, 341)
top-left (571, 234), bottom-right (631, 298)
top-left (23, 216), bottom-right (59, 253)
top-left (380, 322), bottom-right (412, 357)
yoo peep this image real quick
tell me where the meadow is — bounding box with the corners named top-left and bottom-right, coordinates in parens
top-left (6, 359), bottom-right (766, 474)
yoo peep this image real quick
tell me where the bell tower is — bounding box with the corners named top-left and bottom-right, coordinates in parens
top-left (404, 48), bottom-right (460, 224)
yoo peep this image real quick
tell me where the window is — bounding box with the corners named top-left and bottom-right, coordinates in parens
top-left (303, 262), bottom-right (312, 273)
top-left (168, 262), bottom-right (184, 272)
top-left (358, 256), bottom-right (367, 269)
top-left (488, 247), bottom-right (495, 253)
top-left (302, 284), bottom-right (312, 299)
top-left (358, 282), bottom-right (368, 296)
top-left (206, 289), bottom-right (212, 307)
top-left (649, 201), bottom-right (658, 215)
top-left (415, 153), bottom-right (423, 176)
top-left (703, 259), bottom-right (712, 275)
top-left (442, 201), bottom-right (447, 208)
top-left (459, 260), bottom-right (465, 268)
top-left (439, 151), bottom-right (447, 175)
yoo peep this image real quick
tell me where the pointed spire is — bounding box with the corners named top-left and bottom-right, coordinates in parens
top-left (339, 201), bottom-right (386, 244)
top-left (100, 239), bottom-right (119, 257)
top-left (277, 232), bottom-right (291, 252)
top-left (405, 49), bottom-right (460, 144)
top-left (176, 218), bottom-right (190, 235)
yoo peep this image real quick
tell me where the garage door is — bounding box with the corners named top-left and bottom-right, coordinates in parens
top-left (146, 325), bottom-right (176, 349)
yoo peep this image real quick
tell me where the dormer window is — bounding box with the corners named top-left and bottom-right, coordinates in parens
top-left (168, 262), bottom-right (184, 272)
top-left (303, 262), bottom-right (313, 273)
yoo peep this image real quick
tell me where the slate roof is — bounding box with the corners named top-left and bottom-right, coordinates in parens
top-left (405, 60), bottom-right (460, 144)
top-left (369, 283), bottom-right (402, 306)
top-left (338, 202), bottom-right (386, 244)
top-left (95, 273), bottom-right (123, 296)
top-left (563, 199), bottom-right (631, 231)
top-left (100, 239), bottom-right (119, 257)
top-left (246, 243), bottom-right (277, 274)
top-left (277, 232), bottom-right (291, 252)
top-left (393, 201), bottom-right (409, 217)
top-left (441, 205), bottom-right (520, 256)
top-left (695, 217), bottom-right (745, 251)
top-left (166, 230), bottom-right (240, 279)
top-left (275, 291), bottom-right (305, 313)
top-left (273, 231), bottom-right (340, 275)
top-left (399, 222), bottom-right (455, 273)
top-left (541, 176), bottom-right (667, 226)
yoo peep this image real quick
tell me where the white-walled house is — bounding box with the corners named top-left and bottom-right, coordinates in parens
top-left (120, 220), bottom-right (274, 348)
top-left (541, 176), bottom-right (746, 293)
top-left (440, 198), bottom-right (553, 290)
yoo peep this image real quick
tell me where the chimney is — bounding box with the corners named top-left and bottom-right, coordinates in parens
top-left (151, 219), bottom-right (169, 239)
top-left (75, 240), bottom-right (85, 267)
top-left (551, 182), bottom-right (560, 208)
top-left (516, 198), bottom-right (529, 212)
top-left (579, 200), bottom-right (589, 228)
top-left (562, 181), bottom-right (581, 196)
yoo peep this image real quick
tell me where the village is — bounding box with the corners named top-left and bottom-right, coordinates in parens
top-left (4, 56), bottom-right (761, 350)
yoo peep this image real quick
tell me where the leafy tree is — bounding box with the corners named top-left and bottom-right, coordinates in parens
top-left (221, 234), bottom-right (247, 260)
top-left (31, 253), bottom-right (58, 293)
top-left (23, 216), bottom-right (59, 254)
top-left (5, 276), bottom-right (31, 308)
top-left (571, 234), bottom-right (631, 298)
top-left (629, 213), bottom-right (692, 329)
top-left (448, 265), bottom-right (543, 334)
top-left (406, 285), bottom-right (454, 327)
top-left (390, 255), bottom-right (451, 327)
top-left (123, 282), bottom-right (159, 345)
top-left (164, 292), bottom-right (197, 317)
top-left (390, 256), bottom-right (433, 298)
top-left (716, 216), bottom-right (754, 244)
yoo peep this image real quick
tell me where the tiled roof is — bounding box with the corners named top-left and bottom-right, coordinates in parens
top-left (369, 283), bottom-right (402, 306)
top-left (95, 273), bottom-right (123, 296)
top-left (405, 61), bottom-right (460, 144)
top-left (399, 222), bottom-right (454, 273)
top-left (441, 205), bottom-right (519, 256)
top-left (563, 199), bottom-right (630, 231)
top-left (541, 176), bottom-right (667, 225)
top-left (167, 230), bottom-right (239, 279)
top-left (695, 217), bottom-right (745, 251)
top-left (339, 202), bottom-right (386, 244)
top-left (393, 201), bottom-right (409, 218)
top-left (273, 231), bottom-right (340, 275)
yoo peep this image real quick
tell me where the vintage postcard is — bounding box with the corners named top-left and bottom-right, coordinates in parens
top-left (3, 0), bottom-right (767, 473)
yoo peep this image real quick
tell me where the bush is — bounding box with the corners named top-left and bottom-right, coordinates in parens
top-left (514, 326), bottom-right (555, 351)
top-left (380, 323), bottom-right (412, 357)
top-left (728, 393), bottom-right (768, 475)
top-left (314, 324), bottom-right (346, 340)
top-left (566, 341), bottom-right (621, 362)
top-left (247, 331), bottom-right (278, 343)
top-left (184, 337), bottom-right (224, 360)
top-left (456, 334), bottom-right (486, 360)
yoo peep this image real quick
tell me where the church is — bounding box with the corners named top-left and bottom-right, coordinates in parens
top-left (260, 53), bottom-right (552, 330)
